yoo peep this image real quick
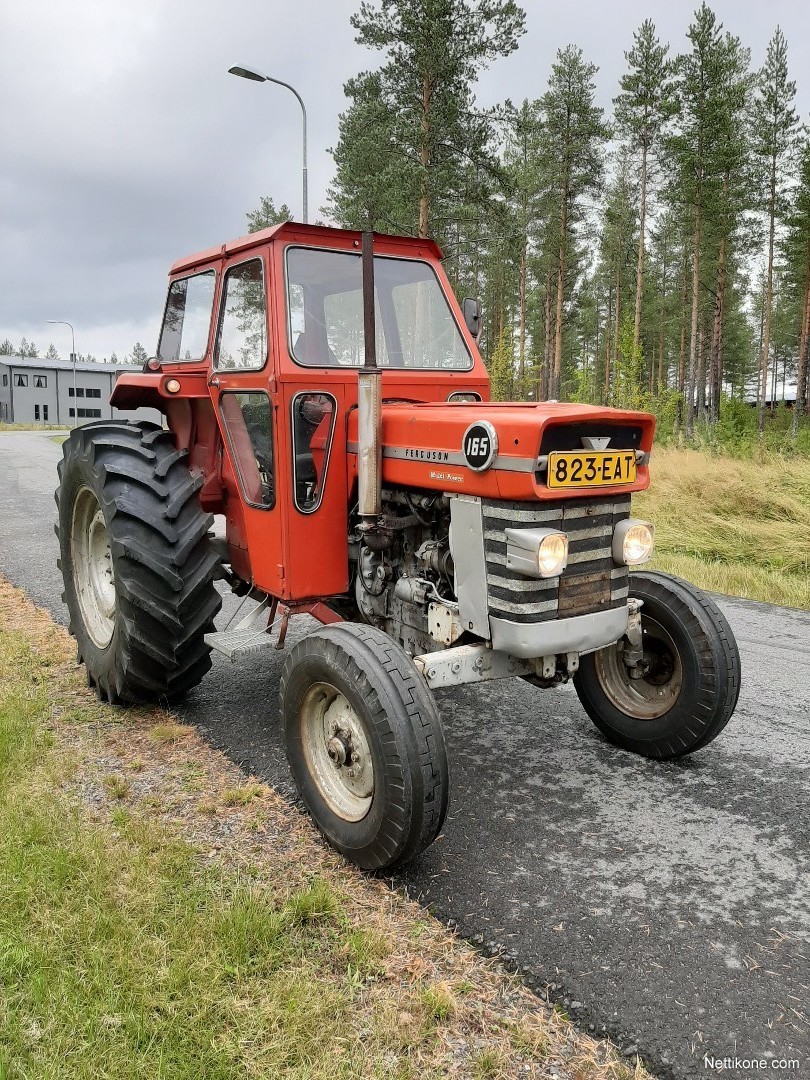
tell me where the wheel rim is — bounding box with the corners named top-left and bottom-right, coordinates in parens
top-left (594, 613), bottom-right (683, 720)
top-left (300, 682), bottom-right (374, 822)
top-left (71, 486), bottom-right (116, 649)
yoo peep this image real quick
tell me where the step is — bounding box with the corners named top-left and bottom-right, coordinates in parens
top-left (205, 625), bottom-right (277, 661)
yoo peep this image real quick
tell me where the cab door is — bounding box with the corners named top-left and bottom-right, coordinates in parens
top-left (209, 253), bottom-right (286, 597)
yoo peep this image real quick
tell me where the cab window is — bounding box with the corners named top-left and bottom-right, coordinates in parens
top-left (157, 271), bottom-right (215, 362)
top-left (215, 260), bottom-right (267, 370)
top-left (219, 392), bottom-right (274, 509)
top-left (291, 393), bottom-right (337, 512)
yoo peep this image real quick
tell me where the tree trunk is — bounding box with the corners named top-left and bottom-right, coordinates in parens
top-left (696, 323), bottom-right (706, 425)
top-left (709, 232), bottom-right (726, 423)
top-left (613, 247), bottom-right (621, 373)
top-left (633, 140), bottom-right (648, 356)
top-left (551, 151), bottom-right (570, 401)
top-left (541, 265), bottom-right (553, 401)
top-left (686, 208), bottom-right (701, 441)
top-left (518, 243), bottom-right (527, 396)
top-left (792, 272), bottom-right (810, 432)
top-left (758, 155), bottom-right (777, 432)
top-left (418, 76), bottom-right (432, 239)
top-left (604, 276), bottom-right (613, 404)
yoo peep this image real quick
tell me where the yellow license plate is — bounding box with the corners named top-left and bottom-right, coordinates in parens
top-left (547, 450), bottom-right (637, 489)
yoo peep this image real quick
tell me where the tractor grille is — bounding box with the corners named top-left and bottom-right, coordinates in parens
top-left (482, 496), bottom-right (631, 624)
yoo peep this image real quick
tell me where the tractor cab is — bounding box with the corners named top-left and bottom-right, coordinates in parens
top-left (111, 223), bottom-right (488, 602)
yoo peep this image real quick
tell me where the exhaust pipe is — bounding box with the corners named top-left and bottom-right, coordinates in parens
top-left (358, 230), bottom-right (383, 533)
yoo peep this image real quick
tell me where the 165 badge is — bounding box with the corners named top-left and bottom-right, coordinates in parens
top-left (462, 420), bottom-right (498, 471)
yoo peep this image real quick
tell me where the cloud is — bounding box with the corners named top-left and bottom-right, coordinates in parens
top-left (1, 0), bottom-right (808, 358)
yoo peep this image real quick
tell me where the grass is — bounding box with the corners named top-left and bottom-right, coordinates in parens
top-left (635, 445), bottom-right (810, 610)
top-left (0, 578), bottom-right (645, 1080)
top-left (0, 422), bottom-right (70, 432)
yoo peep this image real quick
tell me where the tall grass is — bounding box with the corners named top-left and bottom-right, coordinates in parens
top-left (635, 445), bottom-right (810, 610)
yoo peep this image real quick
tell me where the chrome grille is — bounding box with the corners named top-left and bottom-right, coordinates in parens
top-left (482, 496), bottom-right (631, 624)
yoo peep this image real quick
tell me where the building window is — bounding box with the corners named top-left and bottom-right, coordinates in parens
top-left (86, 387), bottom-right (101, 399)
top-left (43, 405), bottom-right (49, 421)
top-left (34, 375), bottom-right (47, 388)
top-left (14, 374), bottom-right (28, 387)
top-left (73, 408), bottom-right (102, 419)
top-left (2, 374), bottom-right (7, 387)
top-left (69, 387), bottom-right (86, 398)
top-left (69, 408), bottom-right (75, 418)
top-left (34, 404), bottom-right (40, 421)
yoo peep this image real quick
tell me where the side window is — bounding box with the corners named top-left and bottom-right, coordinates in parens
top-left (215, 260), bottom-right (267, 370)
top-left (220, 392), bottom-right (274, 509)
top-left (291, 393), bottom-right (337, 513)
top-left (157, 271), bottom-right (216, 362)
top-left (34, 375), bottom-right (47, 388)
top-left (14, 374), bottom-right (28, 387)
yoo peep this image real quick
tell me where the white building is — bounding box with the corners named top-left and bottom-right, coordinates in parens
top-left (0, 355), bottom-right (161, 426)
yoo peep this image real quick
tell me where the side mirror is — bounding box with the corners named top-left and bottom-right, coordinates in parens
top-left (462, 297), bottom-right (482, 342)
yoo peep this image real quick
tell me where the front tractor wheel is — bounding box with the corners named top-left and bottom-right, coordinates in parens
top-left (573, 570), bottom-right (740, 759)
top-left (56, 422), bottom-right (222, 704)
top-left (280, 624), bottom-right (449, 870)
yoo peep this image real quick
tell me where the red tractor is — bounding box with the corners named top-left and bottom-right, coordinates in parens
top-left (56, 223), bottom-right (740, 869)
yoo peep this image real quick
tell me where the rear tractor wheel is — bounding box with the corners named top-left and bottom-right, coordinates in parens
top-left (280, 623), bottom-right (449, 870)
top-left (573, 570), bottom-right (740, 759)
top-left (55, 421), bottom-right (222, 704)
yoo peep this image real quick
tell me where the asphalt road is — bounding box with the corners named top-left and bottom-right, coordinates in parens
top-left (2, 429), bottom-right (808, 1079)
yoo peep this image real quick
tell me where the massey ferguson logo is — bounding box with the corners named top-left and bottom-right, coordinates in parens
top-left (462, 420), bottom-right (498, 471)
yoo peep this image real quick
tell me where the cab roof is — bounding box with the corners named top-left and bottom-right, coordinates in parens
top-left (169, 221), bottom-right (445, 276)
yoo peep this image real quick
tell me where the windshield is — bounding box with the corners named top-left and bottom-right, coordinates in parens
top-left (286, 247), bottom-right (472, 370)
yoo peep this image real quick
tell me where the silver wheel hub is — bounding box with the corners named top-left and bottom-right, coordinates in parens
top-left (71, 486), bottom-right (116, 649)
top-left (595, 614), bottom-right (683, 720)
top-left (301, 683), bottom-right (374, 821)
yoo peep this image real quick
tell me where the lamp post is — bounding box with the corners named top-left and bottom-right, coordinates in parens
top-left (228, 65), bottom-right (308, 224)
top-left (47, 319), bottom-right (77, 425)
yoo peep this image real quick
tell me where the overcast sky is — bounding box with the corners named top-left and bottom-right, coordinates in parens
top-left (1, 0), bottom-right (808, 362)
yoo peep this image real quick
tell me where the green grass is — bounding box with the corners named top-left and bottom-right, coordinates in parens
top-left (636, 445), bottom-right (810, 609)
top-left (0, 423), bottom-right (70, 432)
top-left (0, 629), bottom-right (424, 1080)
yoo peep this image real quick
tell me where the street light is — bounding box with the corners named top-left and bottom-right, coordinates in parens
top-left (228, 64), bottom-right (308, 223)
top-left (47, 319), bottom-right (77, 425)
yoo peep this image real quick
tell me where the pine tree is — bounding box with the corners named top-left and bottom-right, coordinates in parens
top-left (539, 44), bottom-right (608, 400)
top-left (327, 0), bottom-right (525, 241)
top-left (0, 339), bottom-right (14, 355)
top-left (45, 343), bottom-right (60, 361)
top-left (246, 196), bottom-right (293, 232)
top-left (669, 4), bottom-right (728, 437)
top-left (752, 27), bottom-right (800, 432)
top-left (502, 98), bottom-right (546, 394)
top-left (614, 19), bottom-right (675, 358)
top-left (129, 342), bottom-right (148, 365)
top-left (784, 137), bottom-right (810, 431)
top-left (326, 71), bottom-right (418, 233)
top-left (487, 325), bottom-right (514, 400)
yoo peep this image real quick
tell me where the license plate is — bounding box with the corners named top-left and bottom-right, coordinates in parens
top-left (547, 450), bottom-right (637, 489)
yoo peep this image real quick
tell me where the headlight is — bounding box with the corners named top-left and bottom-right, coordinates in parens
top-left (613, 519), bottom-right (654, 566)
top-left (505, 527), bottom-right (568, 578)
top-left (537, 533), bottom-right (568, 576)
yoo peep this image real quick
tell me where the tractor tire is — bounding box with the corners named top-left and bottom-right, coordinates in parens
top-left (573, 570), bottom-right (740, 760)
top-left (55, 421), bottom-right (222, 705)
top-left (280, 623), bottom-right (449, 870)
